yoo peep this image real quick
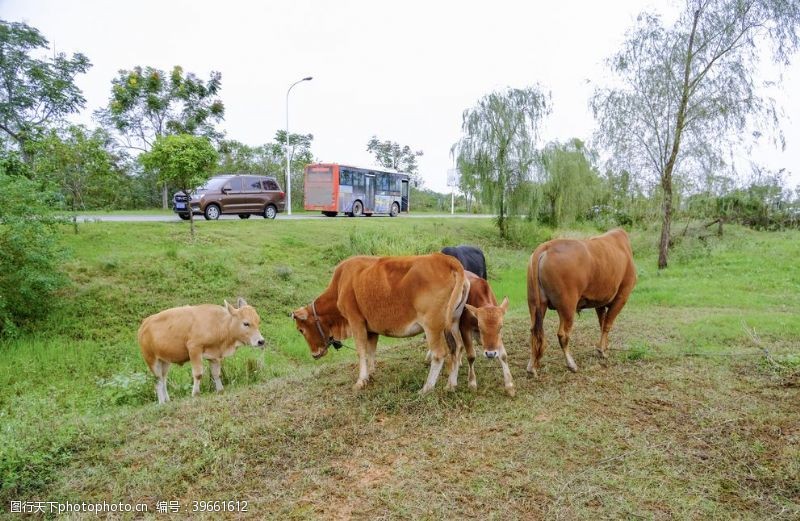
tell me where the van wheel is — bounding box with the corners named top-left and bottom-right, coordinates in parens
top-left (178, 213), bottom-right (190, 221)
top-left (238, 214), bottom-right (251, 219)
top-left (351, 200), bottom-right (363, 217)
top-left (390, 202), bottom-right (400, 217)
top-left (322, 211), bottom-right (337, 217)
top-left (204, 204), bottom-right (221, 220)
top-left (264, 205), bottom-right (277, 219)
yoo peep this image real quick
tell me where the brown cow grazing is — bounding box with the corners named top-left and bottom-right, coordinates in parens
top-left (458, 271), bottom-right (514, 395)
top-left (138, 298), bottom-right (265, 404)
top-left (527, 228), bottom-right (636, 376)
top-left (292, 254), bottom-right (470, 393)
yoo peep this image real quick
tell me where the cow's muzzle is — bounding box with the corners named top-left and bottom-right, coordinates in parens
top-left (311, 346), bottom-right (329, 360)
top-left (484, 350), bottom-right (499, 359)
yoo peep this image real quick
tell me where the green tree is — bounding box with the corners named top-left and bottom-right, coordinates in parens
top-left (366, 136), bottom-right (424, 186)
top-left (592, 0), bottom-right (800, 269)
top-left (32, 126), bottom-right (125, 220)
top-left (0, 20), bottom-right (91, 163)
top-left (96, 65), bottom-right (224, 207)
top-left (452, 86), bottom-right (550, 238)
top-left (0, 171), bottom-right (66, 336)
top-left (538, 139), bottom-right (602, 227)
top-left (140, 134), bottom-right (218, 238)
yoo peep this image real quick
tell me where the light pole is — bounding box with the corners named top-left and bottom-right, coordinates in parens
top-left (285, 76), bottom-right (313, 215)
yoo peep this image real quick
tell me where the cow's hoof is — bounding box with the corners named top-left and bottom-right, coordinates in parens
top-left (567, 364), bottom-right (578, 373)
top-left (418, 386), bottom-right (433, 396)
top-left (505, 385), bottom-right (516, 397)
top-left (445, 383), bottom-right (457, 392)
top-left (595, 348), bottom-right (609, 359)
top-left (352, 380), bottom-right (368, 391)
top-left (468, 380), bottom-right (478, 390)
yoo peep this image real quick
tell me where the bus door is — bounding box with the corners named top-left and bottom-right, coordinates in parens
top-left (401, 180), bottom-right (409, 212)
top-left (365, 174), bottom-right (376, 212)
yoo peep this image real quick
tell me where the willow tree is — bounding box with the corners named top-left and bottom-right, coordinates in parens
top-left (453, 86), bottom-right (550, 238)
top-left (592, 0), bottom-right (800, 269)
top-left (539, 138), bottom-right (602, 227)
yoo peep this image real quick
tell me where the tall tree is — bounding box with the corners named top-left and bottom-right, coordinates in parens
top-left (538, 139), bottom-right (602, 227)
top-left (0, 20), bottom-right (91, 163)
top-left (592, 0), bottom-right (800, 269)
top-left (366, 136), bottom-right (424, 186)
top-left (96, 65), bottom-right (224, 207)
top-left (452, 86), bottom-right (550, 238)
top-left (140, 134), bottom-right (218, 239)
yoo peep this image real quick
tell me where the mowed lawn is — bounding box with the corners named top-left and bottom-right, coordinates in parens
top-left (1, 217), bottom-right (798, 519)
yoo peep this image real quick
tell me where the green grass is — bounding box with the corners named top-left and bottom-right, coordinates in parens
top-left (1, 218), bottom-right (798, 518)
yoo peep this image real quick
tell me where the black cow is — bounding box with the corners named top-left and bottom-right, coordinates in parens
top-left (441, 245), bottom-right (487, 280)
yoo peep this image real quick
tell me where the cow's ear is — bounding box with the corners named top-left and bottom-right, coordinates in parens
top-left (292, 308), bottom-right (308, 321)
top-left (465, 304), bottom-right (478, 315)
top-left (499, 296), bottom-right (509, 312)
top-left (224, 300), bottom-right (237, 314)
top-left (237, 296), bottom-right (247, 308)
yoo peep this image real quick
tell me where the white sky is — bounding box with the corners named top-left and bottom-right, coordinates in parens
top-left (3, 0), bottom-right (799, 192)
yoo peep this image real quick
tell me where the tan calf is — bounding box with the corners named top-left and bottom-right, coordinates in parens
top-left (138, 297), bottom-right (265, 403)
top-left (458, 271), bottom-right (514, 395)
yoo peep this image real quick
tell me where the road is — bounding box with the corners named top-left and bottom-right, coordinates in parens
top-left (72, 213), bottom-right (495, 223)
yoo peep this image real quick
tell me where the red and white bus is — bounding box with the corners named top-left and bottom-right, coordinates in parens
top-left (303, 163), bottom-right (410, 217)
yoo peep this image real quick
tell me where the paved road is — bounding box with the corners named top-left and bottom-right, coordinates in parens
top-left (73, 213), bottom-right (495, 223)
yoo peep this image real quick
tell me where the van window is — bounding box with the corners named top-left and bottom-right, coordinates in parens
top-left (264, 179), bottom-right (280, 191)
top-left (222, 177), bottom-right (242, 192)
top-left (244, 176), bottom-right (262, 192)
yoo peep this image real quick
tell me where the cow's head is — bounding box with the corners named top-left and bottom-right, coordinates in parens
top-left (291, 303), bottom-right (344, 360)
top-left (466, 296), bottom-right (509, 359)
top-left (291, 305), bottom-right (331, 360)
top-left (225, 297), bottom-right (265, 348)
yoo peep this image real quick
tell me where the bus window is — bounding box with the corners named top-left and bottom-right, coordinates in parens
top-left (377, 173), bottom-right (389, 191)
top-left (340, 170), bottom-right (351, 186)
top-left (352, 171), bottom-right (365, 190)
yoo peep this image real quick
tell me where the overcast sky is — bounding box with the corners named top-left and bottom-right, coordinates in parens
top-left (3, 0), bottom-right (799, 192)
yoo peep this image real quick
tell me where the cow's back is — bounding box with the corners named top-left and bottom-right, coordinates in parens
top-left (537, 229), bottom-right (634, 307)
top-left (138, 304), bottom-right (227, 364)
top-left (441, 245), bottom-right (487, 280)
top-left (337, 253), bottom-right (466, 335)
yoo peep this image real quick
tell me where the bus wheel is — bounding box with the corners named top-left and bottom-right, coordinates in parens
top-left (322, 211), bottom-right (337, 217)
top-left (390, 202), bottom-right (400, 217)
top-left (351, 200), bottom-right (364, 217)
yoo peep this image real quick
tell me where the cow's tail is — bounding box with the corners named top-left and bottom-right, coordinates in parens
top-left (527, 248), bottom-right (547, 362)
top-left (444, 265), bottom-right (470, 356)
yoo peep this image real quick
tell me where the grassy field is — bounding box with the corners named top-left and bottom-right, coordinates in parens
top-left (1, 217), bottom-right (798, 519)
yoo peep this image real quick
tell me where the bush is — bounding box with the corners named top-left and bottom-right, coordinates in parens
top-left (0, 173), bottom-right (67, 336)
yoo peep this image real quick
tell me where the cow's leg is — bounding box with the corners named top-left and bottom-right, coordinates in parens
top-left (158, 360), bottom-right (172, 403)
top-left (445, 323), bottom-right (466, 391)
top-left (556, 308), bottom-right (578, 373)
top-left (598, 293), bottom-right (631, 356)
top-left (366, 332), bottom-right (379, 377)
top-left (595, 307), bottom-right (609, 358)
top-left (210, 359), bottom-right (224, 392)
top-left (421, 328), bottom-right (447, 394)
top-left (352, 327), bottom-right (371, 391)
top-left (189, 351), bottom-right (204, 397)
top-left (151, 359), bottom-right (166, 404)
top-left (462, 324), bottom-right (478, 390)
top-left (527, 301), bottom-right (548, 376)
top-left (498, 348), bottom-right (515, 396)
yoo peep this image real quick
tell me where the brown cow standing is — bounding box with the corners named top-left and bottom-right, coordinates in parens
top-left (139, 298), bottom-right (265, 403)
top-left (458, 271), bottom-right (514, 395)
top-left (292, 254), bottom-right (470, 393)
top-left (527, 228), bottom-right (636, 376)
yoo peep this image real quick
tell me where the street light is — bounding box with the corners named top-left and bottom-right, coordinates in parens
top-left (285, 76), bottom-right (313, 215)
